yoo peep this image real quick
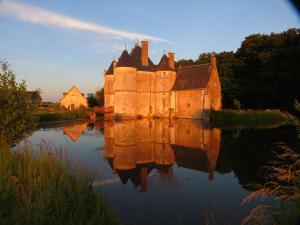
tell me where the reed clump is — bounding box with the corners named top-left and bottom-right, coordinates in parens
top-left (0, 142), bottom-right (119, 225)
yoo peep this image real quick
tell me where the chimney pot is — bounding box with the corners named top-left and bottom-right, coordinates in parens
top-left (141, 40), bottom-right (149, 66)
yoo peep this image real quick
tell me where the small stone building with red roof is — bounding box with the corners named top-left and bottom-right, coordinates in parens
top-left (104, 41), bottom-right (221, 119)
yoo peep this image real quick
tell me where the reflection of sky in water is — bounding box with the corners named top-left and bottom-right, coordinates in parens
top-left (19, 120), bottom-right (294, 225)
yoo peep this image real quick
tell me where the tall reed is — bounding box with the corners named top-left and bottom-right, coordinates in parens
top-left (0, 142), bottom-right (119, 225)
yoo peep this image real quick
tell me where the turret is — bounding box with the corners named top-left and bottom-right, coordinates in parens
top-left (104, 59), bottom-right (116, 109)
top-left (154, 52), bottom-right (176, 117)
top-left (114, 49), bottom-right (137, 118)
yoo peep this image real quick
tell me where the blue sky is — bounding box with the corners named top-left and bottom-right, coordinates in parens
top-left (0, 0), bottom-right (299, 102)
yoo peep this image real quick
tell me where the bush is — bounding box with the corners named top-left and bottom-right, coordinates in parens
top-left (0, 60), bottom-right (38, 146)
top-left (210, 110), bottom-right (288, 128)
top-left (38, 110), bottom-right (88, 123)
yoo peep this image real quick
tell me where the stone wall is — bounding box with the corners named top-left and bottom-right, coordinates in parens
top-left (174, 89), bottom-right (205, 119)
top-left (154, 71), bottom-right (176, 117)
top-left (104, 74), bottom-right (114, 107)
top-left (114, 67), bottom-right (137, 117)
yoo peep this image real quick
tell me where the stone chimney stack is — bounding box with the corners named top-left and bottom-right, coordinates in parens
top-left (141, 40), bottom-right (148, 66)
top-left (211, 54), bottom-right (217, 68)
top-left (168, 52), bottom-right (174, 69)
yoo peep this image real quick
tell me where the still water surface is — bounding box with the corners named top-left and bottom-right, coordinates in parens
top-left (23, 119), bottom-right (298, 225)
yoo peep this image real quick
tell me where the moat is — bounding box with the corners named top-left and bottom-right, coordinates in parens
top-left (20, 119), bottom-right (298, 225)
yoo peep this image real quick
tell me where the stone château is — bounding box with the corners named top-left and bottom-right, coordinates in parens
top-left (104, 41), bottom-right (222, 119)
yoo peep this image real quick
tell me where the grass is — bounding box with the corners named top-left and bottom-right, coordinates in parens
top-left (241, 145), bottom-right (300, 225)
top-left (0, 142), bottom-right (119, 225)
top-left (37, 109), bottom-right (89, 123)
top-left (209, 110), bottom-right (288, 128)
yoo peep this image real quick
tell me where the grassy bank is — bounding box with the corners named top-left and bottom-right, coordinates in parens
top-left (210, 110), bottom-right (288, 128)
top-left (0, 144), bottom-right (119, 225)
top-left (37, 110), bottom-right (89, 123)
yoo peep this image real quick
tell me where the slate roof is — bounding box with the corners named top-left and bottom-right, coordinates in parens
top-left (155, 54), bottom-right (174, 71)
top-left (171, 145), bottom-right (210, 172)
top-left (105, 60), bottom-right (116, 75)
top-left (115, 50), bottom-right (134, 67)
top-left (171, 64), bottom-right (211, 91)
top-left (129, 45), bottom-right (154, 71)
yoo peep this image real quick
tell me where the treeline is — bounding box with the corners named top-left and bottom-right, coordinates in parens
top-left (175, 28), bottom-right (300, 111)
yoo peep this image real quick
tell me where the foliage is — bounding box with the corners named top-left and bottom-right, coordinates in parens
top-left (209, 110), bottom-right (287, 128)
top-left (235, 28), bottom-right (300, 111)
top-left (27, 89), bottom-right (42, 106)
top-left (87, 88), bottom-right (104, 108)
top-left (175, 28), bottom-right (300, 111)
top-left (0, 60), bottom-right (38, 146)
top-left (37, 110), bottom-right (88, 123)
top-left (0, 143), bottom-right (119, 225)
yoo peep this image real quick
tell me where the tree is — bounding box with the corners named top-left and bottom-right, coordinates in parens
top-left (0, 60), bottom-right (38, 146)
top-left (87, 88), bottom-right (104, 108)
top-left (87, 93), bottom-right (99, 108)
top-left (235, 28), bottom-right (300, 110)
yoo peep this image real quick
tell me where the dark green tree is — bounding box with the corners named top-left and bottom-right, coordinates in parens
top-left (87, 93), bottom-right (99, 108)
top-left (235, 28), bottom-right (300, 110)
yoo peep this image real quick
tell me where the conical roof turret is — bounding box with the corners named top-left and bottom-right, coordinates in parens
top-left (155, 53), bottom-right (173, 71)
top-left (115, 50), bottom-right (134, 68)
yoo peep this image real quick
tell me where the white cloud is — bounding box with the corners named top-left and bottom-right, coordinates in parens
top-left (9, 60), bottom-right (43, 66)
top-left (94, 42), bottom-right (125, 53)
top-left (0, 0), bottom-right (172, 44)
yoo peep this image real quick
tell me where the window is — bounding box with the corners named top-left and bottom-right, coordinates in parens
top-left (71, 95), bottom-right (76, 103)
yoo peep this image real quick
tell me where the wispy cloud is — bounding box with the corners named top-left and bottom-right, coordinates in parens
top-left (0, 0), bottom-right (172, 44)
top-left (94, 42), bottom-right (125, 53)
top-left (10, 60), bottom-right (43, 66)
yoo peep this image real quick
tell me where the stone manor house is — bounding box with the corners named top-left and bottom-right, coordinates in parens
top-left (104, 41), bottom-right (222, 119)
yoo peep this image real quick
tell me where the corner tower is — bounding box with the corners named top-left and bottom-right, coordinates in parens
top-left (104, 59), bottom-right (116, 109)
top-left (114, 49), bottom-right (137, 118)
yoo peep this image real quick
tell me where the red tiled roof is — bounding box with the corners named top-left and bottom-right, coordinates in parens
top-left (172, 64), bottom-right (211, 91)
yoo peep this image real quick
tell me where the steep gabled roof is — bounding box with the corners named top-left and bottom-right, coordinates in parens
top-left (115, 50), bottom-right (134, 67)
top-left (105, 60), bottom-right (116, 75)
top-left (155, 54), bottom-right (174, 71)
top-left (172, 64), bottom-right (211, 91)
top-left (60, 86), bottom-right (86, 102)
top-left (129, 45), bottom-right (154, 71)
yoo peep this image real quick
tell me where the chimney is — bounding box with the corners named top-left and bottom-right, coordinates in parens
top-left (168, 52), bottom-right (174, 69)
top-left (211, 54), bottom-right (217, 68)
top-left (141, 40), bottom-right (148, 66)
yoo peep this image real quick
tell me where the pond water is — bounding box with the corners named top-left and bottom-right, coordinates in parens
top-left (22, 119), bottom-right (298, 225)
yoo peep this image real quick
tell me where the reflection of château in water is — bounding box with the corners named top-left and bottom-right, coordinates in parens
top-left (62, 121), bottom-right (87, 142)
top-left (104, 119), bottom-right (221, 192)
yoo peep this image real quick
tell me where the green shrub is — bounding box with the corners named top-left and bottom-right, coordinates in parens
top-left (210, 110), bottom-right (288, 128)
top-left (38, 110), bottom-right (88, 123)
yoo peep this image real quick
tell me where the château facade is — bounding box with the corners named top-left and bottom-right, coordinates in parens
top-left (104, 41), bottom-right (221, 119)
